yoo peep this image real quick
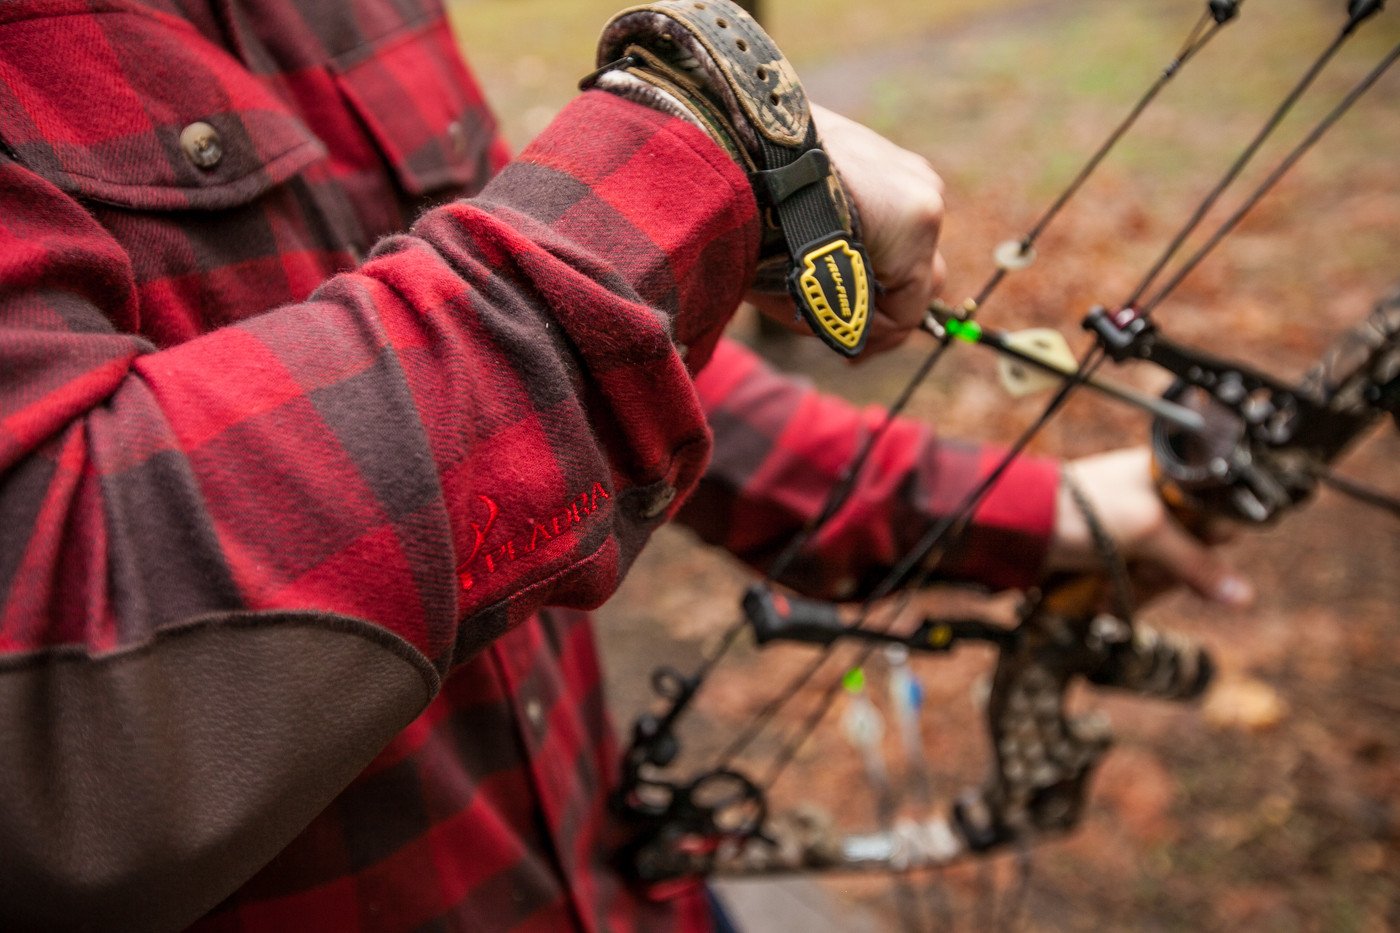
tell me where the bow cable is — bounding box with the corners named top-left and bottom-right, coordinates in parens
top-left (701, 1), bottom-right (1246, 773)
top-left (742, 0), bottom-right (1395, 796)
top-left (1122, 0), bottom-right (1386, 311)
top-left (1141, 35), bottom-right (1400, 314)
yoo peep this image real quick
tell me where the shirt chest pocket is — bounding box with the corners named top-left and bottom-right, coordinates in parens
top-left (330, 16), bottom-right (505, 208)
top-left (0, 0), bottom-right (326, 212)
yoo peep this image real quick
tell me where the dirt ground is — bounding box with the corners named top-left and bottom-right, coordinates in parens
top-left (453, 0), bottom-right (1399, 928)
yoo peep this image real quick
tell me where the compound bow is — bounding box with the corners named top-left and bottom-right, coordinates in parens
top-left (608, 0), bottom-right (1400, 915)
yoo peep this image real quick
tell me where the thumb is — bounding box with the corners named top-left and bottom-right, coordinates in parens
top-left (1146, 523), bottom-right (1255, 608)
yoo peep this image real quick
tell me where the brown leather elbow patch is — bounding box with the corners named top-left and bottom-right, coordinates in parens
top-left (0, 612), bottom-right (435, 931)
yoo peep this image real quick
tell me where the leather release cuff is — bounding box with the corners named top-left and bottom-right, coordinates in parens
top-left (590, 0), bottom-right (874, 356)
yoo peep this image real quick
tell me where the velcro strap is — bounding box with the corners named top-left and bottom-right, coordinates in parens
top-left (762, 130), bottom-right (872, 356)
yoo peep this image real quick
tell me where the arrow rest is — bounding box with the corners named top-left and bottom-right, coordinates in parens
top-left (997, 328), bottom-right (1078, 396)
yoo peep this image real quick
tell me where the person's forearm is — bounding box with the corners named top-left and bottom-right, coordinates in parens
top-left (679, 338), bottom-right (1060, 598)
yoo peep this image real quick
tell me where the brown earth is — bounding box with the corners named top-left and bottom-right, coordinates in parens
top-left (454, 0), bottom-right (1400, 928)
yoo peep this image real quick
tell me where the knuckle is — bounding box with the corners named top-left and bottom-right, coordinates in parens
top-left (926, 164), bottom-right (948, 197)
top-left (909, 154), bottom-right (946, 194)
top-left (911, 193), bottom-right (944, 233)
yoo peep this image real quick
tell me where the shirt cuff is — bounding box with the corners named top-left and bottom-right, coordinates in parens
top-left (941, 448), bottom-right (1060, 591)
top-left (483, 90), bottom-right (761, 372)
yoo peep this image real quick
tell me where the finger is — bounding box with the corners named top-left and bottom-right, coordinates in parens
top-left (931, 250), bottom-right (947, 299)
top-left (857, 322), bottom-right (915, 357)
top-left (872, 258), bottom-right (939, 340)
top-left (1144, 523), bottom-right (1255, 607)
top-left (868, 201), bottom-right (944, 335)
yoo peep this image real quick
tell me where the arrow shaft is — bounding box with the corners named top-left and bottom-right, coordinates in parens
top-left (922, 315), bottom-right (1206, 433)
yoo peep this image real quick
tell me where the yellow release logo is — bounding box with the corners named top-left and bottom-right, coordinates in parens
top-left (795, 238), bottom-right (870, 354)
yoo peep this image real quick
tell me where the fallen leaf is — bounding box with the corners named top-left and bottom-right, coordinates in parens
top-left (1203, 677), bottom-right (1288, 733)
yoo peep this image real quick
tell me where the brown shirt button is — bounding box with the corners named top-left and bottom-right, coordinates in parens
top-left (524, 696), bottom-right (545, 733)
top-left (447, 120), bottom-right (469, 160)
top-left (638, 484), bottom-right (677, 520)
top-left (180, 121), bottom-right (223, 170)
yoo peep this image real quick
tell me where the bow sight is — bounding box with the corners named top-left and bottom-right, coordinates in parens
top-left (1084, 293), bottom-right (1400, 525)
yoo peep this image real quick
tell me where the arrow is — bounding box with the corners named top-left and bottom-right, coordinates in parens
top-left (922, 306), bottom-right (1207, 434)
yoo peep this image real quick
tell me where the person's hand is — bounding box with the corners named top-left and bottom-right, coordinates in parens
top-left (747, 104), bottom-right (947, 356)
top-left (1047, 447), bottom-right (1255, 607)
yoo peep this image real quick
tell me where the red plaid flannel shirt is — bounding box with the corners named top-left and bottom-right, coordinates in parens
top-left (0, 0), bottom-right (1057, 929)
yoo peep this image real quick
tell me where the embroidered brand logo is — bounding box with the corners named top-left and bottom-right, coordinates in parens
top-left (822, 253), bottom-right (850, 318)
top-left (456, 482), bottom-right (612, 592)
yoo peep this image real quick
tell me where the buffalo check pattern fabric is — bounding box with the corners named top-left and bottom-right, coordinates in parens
top-left (686, 339), bottom-right (1057, 598)
top-left (0, 0), bottom-right (1057, 929)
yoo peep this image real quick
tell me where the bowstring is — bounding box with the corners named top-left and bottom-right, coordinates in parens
top-left (1122, 9), bottom-right (1379, 310)
top-left (712, 2), bottom-right (1242, 774)
top-left (634, 3), bottom-right (1396, 880)
top-left (746, 2), bottom-right (1395, 796)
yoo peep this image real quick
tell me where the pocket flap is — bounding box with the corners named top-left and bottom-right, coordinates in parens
top-left (0, 0), bottom-right (325, 210)
top-left (333, 19), bottom-right (502, 199)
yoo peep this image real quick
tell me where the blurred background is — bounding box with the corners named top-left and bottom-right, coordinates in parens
top-left (448, 0), bottom-right (1399, 928)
